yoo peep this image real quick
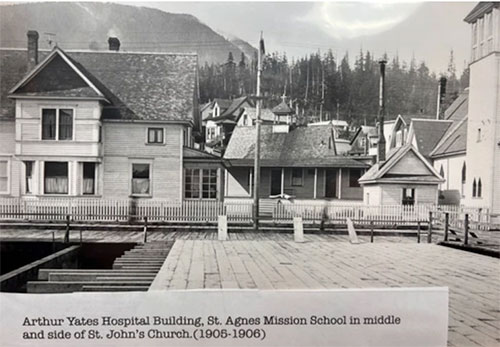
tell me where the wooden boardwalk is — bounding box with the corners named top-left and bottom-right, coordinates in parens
top-left (150, 239), bottom-right (500, 347)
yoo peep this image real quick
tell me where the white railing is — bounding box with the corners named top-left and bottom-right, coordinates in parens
top-left (0, 197), bottom-right (490, 228)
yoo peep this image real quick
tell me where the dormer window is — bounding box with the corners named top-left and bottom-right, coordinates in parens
top-left (41, 108), bottom-right (73, 140)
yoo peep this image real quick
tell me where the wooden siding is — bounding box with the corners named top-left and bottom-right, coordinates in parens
top-left (0, 121), bottom-right (15, 155)
top-left (15, 100), bottom-right (101, 157)
top-left (388, 150), bottom-right (432, 176)
top-left (379, 184), bottom-right (438, 205)
top-left (102, 122), bottom-right (183, 199)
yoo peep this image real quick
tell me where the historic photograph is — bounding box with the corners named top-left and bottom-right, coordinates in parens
top-left (0, 1), bottom-right (499, 346)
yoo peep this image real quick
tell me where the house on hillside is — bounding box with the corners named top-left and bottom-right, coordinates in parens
top-left (359, 145), bottom-right (444, 205)
top-left (350, 125), bottom-right (378, 157)
top-left (0, 31), bottom-right (225, 201)
top-left (204, 96), bottom-right (253, 155)
top-left (462, 2), bottom-right (500, 222)
top-left (223, 123), bottom-right (368, 200)
top-left (430, 90), bottom-right (468, 205)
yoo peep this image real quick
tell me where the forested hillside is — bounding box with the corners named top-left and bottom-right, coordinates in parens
top-left (199, 50), bottom-right (469, 126)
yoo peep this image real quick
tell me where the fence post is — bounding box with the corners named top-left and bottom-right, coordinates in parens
top-left (143, 216), bottom-right (148, 243)
top-left (417, 221), bottom-right (421, 243)
top-left (218, 215), bottom-right (228, 241)
top-left (464, 213), bottom-right (469, 246)
top-left (427, 211), bottom-right (433, 243)
top-left (444, 212), bottom-right (449, 242)
top-left (64, 214), bottom-right (70, 243)
top-left (294, 216), bottom-right (304, 243)
top-left (370, 220), bottom-right (374, 243)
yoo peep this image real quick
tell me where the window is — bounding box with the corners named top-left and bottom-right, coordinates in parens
top-left (147, 128), bottom-right (164, 144)
top-left (349, 169), bottom-right (362, 187)
top-left (472, 179), bottom-right (477, 197)
top-left (402, 188), bottom-right (415, 205)
top-left (291, 168), bottom-right (303, 186)
top-left (478, 178), bottom-right (482, 198)
top-left (207, 127), bottom-right (216, 141)
top-left (25, 161), bottom-right (33, 194)
top-left (42, 108), bottom-right (73, 140)
top-left (0, 160), bottom-right (8, 193)
top-left (42, 109), bottom-right (56, 140)
top-left (184, 168), bottom-right (217, 199)
top-left (44, 162), bottom-right (68, 194)
top-left (83, 162), bottom-right (96, 195)
top-left (131, 163), bottom-right (150, 195)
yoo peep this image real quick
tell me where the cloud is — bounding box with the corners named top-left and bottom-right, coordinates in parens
top-left (304, 2), bottom-right (422, 39)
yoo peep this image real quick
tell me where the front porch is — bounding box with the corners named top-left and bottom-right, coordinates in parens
top-left (225, 166), bottom-right (365, 200)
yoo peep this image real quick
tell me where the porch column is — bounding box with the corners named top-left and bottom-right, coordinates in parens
top-left (281, 168), bottom-right (285, 195)
top-left (249, 168), bottom-right (253, 198)
top-left (313, 168), bottom-right (318, 199)
top-left (338, 168), bottom-right (342, 199)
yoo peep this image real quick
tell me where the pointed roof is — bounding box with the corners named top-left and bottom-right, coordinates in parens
top-left (359, 145), bottom-right (444, 185)
top-left (2, 47), bottom-right (198, 122)
top-left (272, 100), bottom-right (294, 115)
top-left (430, 116), bottom-right (468, 158)
top-left (408, 119), bottom-right (453, 158)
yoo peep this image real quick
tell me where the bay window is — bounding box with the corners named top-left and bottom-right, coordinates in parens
top-left (44, 162), bottom-right (68, 194)
top-left (41, 108), bottom-right (73, 140)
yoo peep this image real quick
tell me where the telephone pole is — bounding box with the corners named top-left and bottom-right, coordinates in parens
top-left (253, 33), bottom-right (264, 230)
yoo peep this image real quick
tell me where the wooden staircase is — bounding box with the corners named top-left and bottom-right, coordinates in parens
top-left (27, 242), bottom-right (172, 293)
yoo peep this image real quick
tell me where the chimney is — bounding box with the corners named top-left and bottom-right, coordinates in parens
top-left (377, 60), bottom-right (387, 163)
top-left (108, 37), bottom-right (120, 51)
top-left (436, 77), bottom-right (447, 119)
top-left (27, 30), bottom-right (39, 72)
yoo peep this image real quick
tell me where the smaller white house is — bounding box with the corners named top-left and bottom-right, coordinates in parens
top-left (359, 145), bottom-right (444, 205)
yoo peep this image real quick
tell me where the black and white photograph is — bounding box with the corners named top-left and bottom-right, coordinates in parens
top-left (0, 1), bottom-right (499, 346)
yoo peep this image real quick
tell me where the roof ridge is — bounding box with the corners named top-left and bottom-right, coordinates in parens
top-left (429, 116), bottom-right (468, 157)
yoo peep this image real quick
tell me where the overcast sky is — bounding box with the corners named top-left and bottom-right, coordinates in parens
top-left (137, 1), bottom-right (475, 75)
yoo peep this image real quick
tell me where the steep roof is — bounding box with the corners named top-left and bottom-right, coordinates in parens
top-left (444, 90), bottom-right (468, 121)
top-left (239, 107), bottom-right (276, 123)
top-left (3, 47), bottom-right (198, 122)
top-left (359, 145), bottom-right (443, 184)
top-left (430, 116), bottom-right (468, 158)
top-left (219, 96), bottom-right (253, 118)
top-left (464, 2), bottom-right (499, 23)
top-left (410, 119), bottom-right (453, 158)
top-left (224, 125), bottom-right (368, 168)
top-left (400, 113), bottom-right (435, 125)
top-left (271, 100), bottom-right (294, 115)
top-left (213, 98), bottom-right (232, 110)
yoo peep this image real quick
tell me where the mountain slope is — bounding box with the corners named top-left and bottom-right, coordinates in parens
top-left (0, 2), bottom-right (255, 64)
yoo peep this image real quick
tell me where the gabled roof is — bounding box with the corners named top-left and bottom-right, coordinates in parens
top-left (359, 145), bottom-right (444, 185)
top-left (237, 107), bottom-right (276, 124)
top-left (399, 113), bottom-right (435, 125)
top-left (224, 124), bottom-right (368, 168)
top-left (429, 116), bottom-right (468, 158)
top-left (444, 90), bottom-right (468, 121)
top-left (213, 98), bottom-right (232, 110)
top-left (219, 96), bottom-right (253, 118)
top-left (464, 2), bottom-right (499, 23)
top-left (183, 146), bottom-right (224, 162)
top-left (271, 100), bottom-right (294, 115)
top-left (408, 119), bottom-right (453, 158)
top-left (2, 47), bottom-right (198, 122)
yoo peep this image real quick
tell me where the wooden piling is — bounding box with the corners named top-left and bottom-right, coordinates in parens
top-left (444, 212), bottom-right (449, 242)
top-left (427, 211), bottom-right (433, 243)
top-left (464, 213), bottom-right (469, 245)
top-left (64, 214), bottom-right (70, 243)
top-left (417, 221), bottom-right (421, 243)
top-left (370, 220), bottom-right (374, 243)
top-left (143, 216), bottom-right (148, 243)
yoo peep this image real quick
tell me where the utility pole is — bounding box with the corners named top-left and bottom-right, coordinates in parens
top-left (253, 33), bottom-right (264, 230)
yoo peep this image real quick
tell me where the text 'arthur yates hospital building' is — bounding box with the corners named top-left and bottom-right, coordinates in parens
top-left (0, 33), bottom-right (224, 201)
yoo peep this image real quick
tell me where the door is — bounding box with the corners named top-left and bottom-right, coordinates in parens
top-left (325, 169), bottom-right (337, 198)
top-left (270, 169), bottom-right (282, 195)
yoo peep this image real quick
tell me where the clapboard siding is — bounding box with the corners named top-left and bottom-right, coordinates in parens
top-left (388, 151), bottom-right (431, 175)
top-left (0, 121), bottom-right (15, 155)
top-left (103, 122), bottom-right (183, 199)
top-left (15, 100), bottom-right (101, 157)
top-left (380, 184), bottom-right (437, 205)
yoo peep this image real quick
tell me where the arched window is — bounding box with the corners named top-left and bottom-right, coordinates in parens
top-left (478, 178), bottom-right (482, 198)
top-left (461, 162), bottom-right (466, 183)
top-left (472, 179), bottom-right (477, 197)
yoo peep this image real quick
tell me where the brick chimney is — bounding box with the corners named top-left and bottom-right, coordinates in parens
top-left (27, 30), bottom-right (39, 72)
top-left (108, 37), bottom-right (120, 51)
top-left (377, 60), bottom-right (387, 163)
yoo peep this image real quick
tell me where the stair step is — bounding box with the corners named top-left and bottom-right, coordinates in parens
top-left (49, 273), bottom-right (156, 281)
top-left (27, 281), bottom-right (152, 293)
top-left (118, 256), bottom-right (166, 261)
top-left (95, 276), bottom-right (155, 282)
top-left (81, 285), bottom-right (149, 292)
top-left (113, 265), bottom-right (162, 270)
top-left (39, 269), bottom-right (158, 280)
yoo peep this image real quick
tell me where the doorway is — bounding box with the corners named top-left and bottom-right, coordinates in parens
top-left (270, 169), bottom-right (282, 195)
top-left (325, 169), bottom-right (337, 198)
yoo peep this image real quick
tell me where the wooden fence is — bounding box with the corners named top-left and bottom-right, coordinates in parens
top-left (0, 197), bottom-right (491, 229)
